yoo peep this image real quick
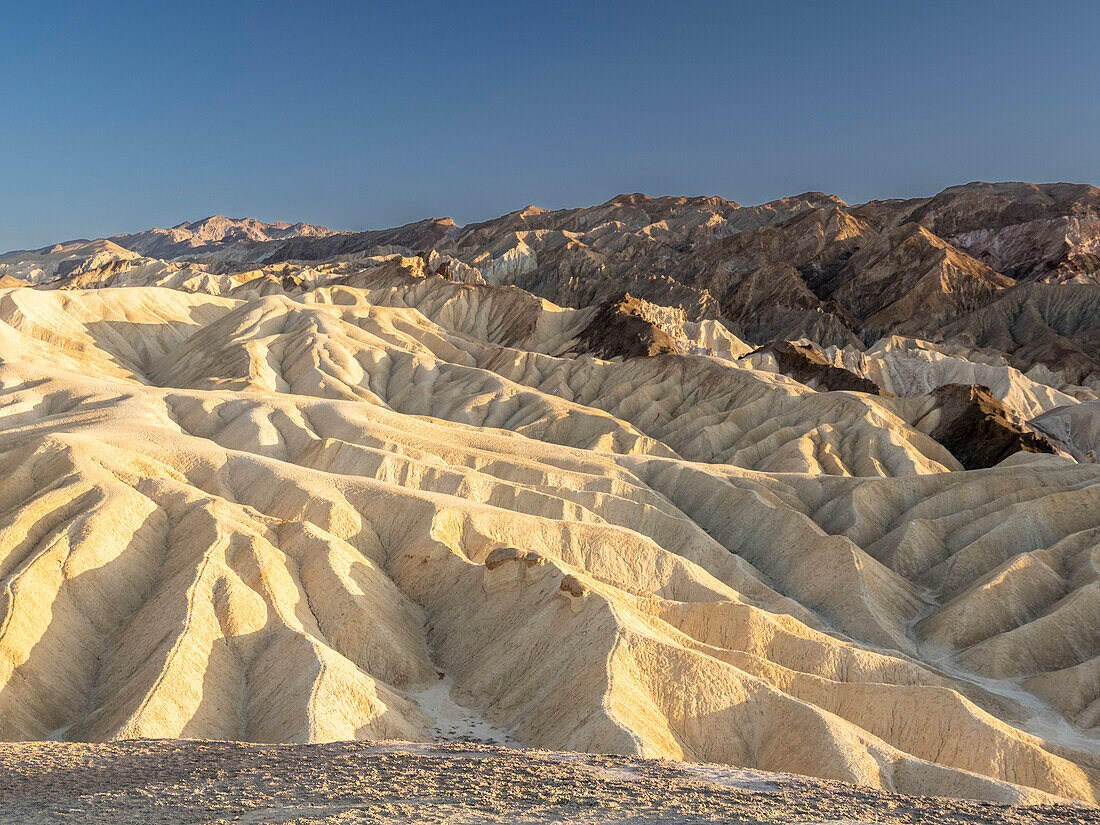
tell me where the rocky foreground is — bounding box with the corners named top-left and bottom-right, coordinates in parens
top-left (1, 740), bottom-right (1094, 825)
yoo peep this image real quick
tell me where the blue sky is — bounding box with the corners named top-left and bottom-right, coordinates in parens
top-left (2, 0), bottom-right (1098, 250)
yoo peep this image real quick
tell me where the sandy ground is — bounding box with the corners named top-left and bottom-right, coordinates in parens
top-left (0, 740), bottom-right (1094, 824)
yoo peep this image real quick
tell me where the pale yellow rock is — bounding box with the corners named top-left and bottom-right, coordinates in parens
top-left (0, 284), bottom-right (1097, 807)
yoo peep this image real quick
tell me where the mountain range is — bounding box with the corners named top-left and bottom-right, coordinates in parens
top-left (1, 181), bottom-right (1099, 807)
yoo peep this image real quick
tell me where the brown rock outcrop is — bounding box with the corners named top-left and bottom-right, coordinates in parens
top-left (574, 295), bottom-right (683, 359)
top-left (750, 340), bottom-right (883, 394)
top-left (923, 383), bottom-right (1057, 469)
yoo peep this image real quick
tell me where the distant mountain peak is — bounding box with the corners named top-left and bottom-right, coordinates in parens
top-left (110, 215), bottom-right (342, 259)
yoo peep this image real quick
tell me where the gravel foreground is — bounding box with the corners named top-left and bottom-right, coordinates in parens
top-left (0, 740), bottom-right (1095, 824)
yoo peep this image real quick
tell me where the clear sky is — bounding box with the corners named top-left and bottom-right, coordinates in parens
top-left (2, 0), bottom-right (1099, 250)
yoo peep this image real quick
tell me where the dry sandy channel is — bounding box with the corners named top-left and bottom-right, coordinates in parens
top-left (0, 740), bottom-right (1095, 824)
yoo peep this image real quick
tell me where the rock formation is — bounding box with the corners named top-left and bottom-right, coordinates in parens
top-left (111, 215), bottom-right (341, 260)
top-left (743, 340), bottom-right (883, 394)
top-left (574, 295), bottom-right (683, 359)
top-left (903, 383), bottom-right (1057, 469)
top-left (2, 182), bottom-right (1100, 806)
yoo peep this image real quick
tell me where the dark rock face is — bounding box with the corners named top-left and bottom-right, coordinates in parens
top-left (685, 210), bottom-right (1013, 345)
top-left (939, 283), bottom-right (1100, 383)
top-left (853, 182), bottom-right (1100, 285)
top-left (755, 341), bottom-right (883, 394)
top-left (883, 182), bottom-right (1100, 238)
top-left (925, 384), bottom-right (1056, 469)
top-left (574, 295), bottom-right (682, 360)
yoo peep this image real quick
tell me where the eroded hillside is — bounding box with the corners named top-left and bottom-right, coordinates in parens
top-left (1, 184), bottom-right (1100, 807)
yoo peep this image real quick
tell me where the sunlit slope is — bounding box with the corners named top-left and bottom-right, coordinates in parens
top-left (0, 284), bottom-right (1097, 805)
